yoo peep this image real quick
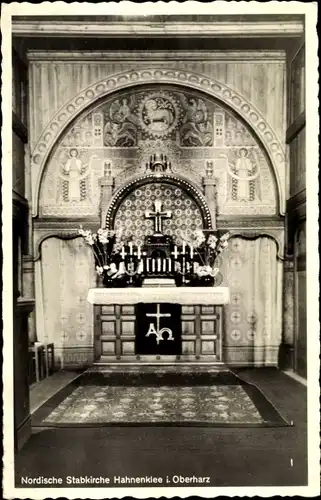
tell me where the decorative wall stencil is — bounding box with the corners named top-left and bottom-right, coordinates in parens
top-left (219, 237), bottom-right (282, 365)
top-left (113, 182), bottom-right (204, 246)
top-left (35, 238), bottom-right (96, 365)
top-left (39, 85), bottom-right (277, 217)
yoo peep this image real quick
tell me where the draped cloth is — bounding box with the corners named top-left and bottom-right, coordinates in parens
top-left (34, 236), bottom-right (282, 367)
top-left (35, 237), bottom-right (96, 367)
top-left (220, 237), bottom-right (282, 366)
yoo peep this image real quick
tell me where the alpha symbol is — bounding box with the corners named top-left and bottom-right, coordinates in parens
top-left (146, 304), bottom-right (174, 344)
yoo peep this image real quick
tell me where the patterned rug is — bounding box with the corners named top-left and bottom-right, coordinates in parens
top-left (32, 368), bottom-right (289, 428)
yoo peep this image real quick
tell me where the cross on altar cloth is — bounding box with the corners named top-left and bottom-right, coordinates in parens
top-left (145, 200), bottom-right (172, 234)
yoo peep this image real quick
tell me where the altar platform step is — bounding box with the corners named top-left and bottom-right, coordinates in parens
top-left (82, 362), bottom-right (233, 386)
top-left (91, 361), bottom-right (228, 372)
top-left (94, 357), bottom-right (225, 367)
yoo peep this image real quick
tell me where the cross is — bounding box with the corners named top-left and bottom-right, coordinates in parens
top-left (145, 199), bottom-right (171, 234)
top-left (146, 304), bottom-right (171, 333)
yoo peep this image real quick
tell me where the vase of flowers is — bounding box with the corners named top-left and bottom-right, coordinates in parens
top-left (182, 229), bottom-right (230, 287)
top-left (78, 226), bottom-right (126, 287)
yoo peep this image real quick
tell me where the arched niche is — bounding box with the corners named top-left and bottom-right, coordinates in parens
top-left (36, 79), bottom-right (283, 220)
top-left (105, 173), bottom-right (213, 246)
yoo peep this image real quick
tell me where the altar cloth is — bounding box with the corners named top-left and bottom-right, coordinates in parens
top-left (87, 287), bottom-right (230, 305)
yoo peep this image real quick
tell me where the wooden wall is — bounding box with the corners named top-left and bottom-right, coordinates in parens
top-left (28, 52), bottom-right (286, 150)
top-left (12, 46), bottom-right (33, 450)
top-left (284, 40), bottom-right (306, 377)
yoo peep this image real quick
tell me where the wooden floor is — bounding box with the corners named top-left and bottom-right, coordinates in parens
top-left (15, 368), bottom-right (308, 489)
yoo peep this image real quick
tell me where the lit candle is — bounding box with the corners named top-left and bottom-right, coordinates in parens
top-left (190, 245), bottom-right (194, 259)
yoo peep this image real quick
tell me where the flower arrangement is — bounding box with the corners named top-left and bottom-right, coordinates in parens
top-left (183, 229), bottom-right (230, 280)
top-left (78, 226), bottom-right (123, 277)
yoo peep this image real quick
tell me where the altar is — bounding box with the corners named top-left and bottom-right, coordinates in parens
top-left (87, 286), bottom-right (229, 363)
top-left (82, 153), bottom-right (232, 364)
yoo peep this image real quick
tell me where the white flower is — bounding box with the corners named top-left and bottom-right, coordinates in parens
top-left (188, 229), bottom-right (206, 248)
top-left (85, 235), bottom-right (95, 246)
top-left (213, 267), bottom-right (219, 276)
top-left (96, 266), bottom-right (103, 275)
top-left (207, 235), bottom-right (218, 249)
top-left (97, 228), bottom-right (109, 244)
top-left (196, 265), bottom-right (213, 277)
top-left (221, 232), bottom-right (230, 241)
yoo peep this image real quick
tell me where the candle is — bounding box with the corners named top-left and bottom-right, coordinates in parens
top-left (168, 259), bottom-right (171, 272)
top-left (146, 258), bottom-right (150, 272)
top-left (129, 242), bottom-right (133, 255)
top-left (121, 246), bottom-right (126, 259)
top-left (190, 245), bottom-right (194, 259)
top-left (137, 245), bottom-right (141, 259)
top-left (182, 242), bottom-right (186, 254)
top-left (174, 246), bottom-right (178, 259)
top-left (163, 259), bottom-right (166, 272)
top-left (152, 259), bottom-right (155, 272)
top-left (158, 258), bottom-right (161, 272)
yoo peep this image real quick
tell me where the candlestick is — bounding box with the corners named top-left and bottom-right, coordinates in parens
top-left (173, 245), bottom-right (178, 259)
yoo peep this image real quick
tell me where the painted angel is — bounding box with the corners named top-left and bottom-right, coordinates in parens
top-left (58, 149), bottom-right (90, 203)
top-left (227, 148), bottom-right (261, 202)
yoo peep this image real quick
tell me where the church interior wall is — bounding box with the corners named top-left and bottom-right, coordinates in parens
top-left (29, 53), bottom-right (286, 367)
top-left (27, 51), bottom-right (286, 151)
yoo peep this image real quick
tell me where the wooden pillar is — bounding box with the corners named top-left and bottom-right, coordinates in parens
top-left (99, 167), bottom-right (114, 228)
top-left (203, 162), bottom-right (217, 230)
top-left (279, 256), bottom-right (294, 369)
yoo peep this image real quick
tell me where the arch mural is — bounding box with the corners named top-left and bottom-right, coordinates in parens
top-left (38, 82), bottom-right (280, 219)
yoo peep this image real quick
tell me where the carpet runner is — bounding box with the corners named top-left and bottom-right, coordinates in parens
top-left (32, 365), bottom-right (289, 428)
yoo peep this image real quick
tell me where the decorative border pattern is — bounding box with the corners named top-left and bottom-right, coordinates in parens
top-left (31, 68), bottom-right (286, 216)
top-left (105, 173), bottom-right (213, 230)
